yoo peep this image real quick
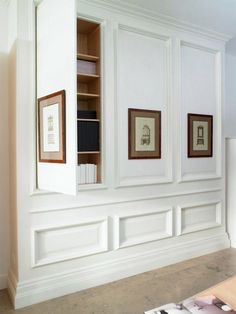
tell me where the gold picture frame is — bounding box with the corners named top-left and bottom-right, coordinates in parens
top-left (128, 108), bottom-right (161, 159)
top-left (188, 113), bottom-right (213, 158)
top-left (38, 90), bottom-right (66, 163)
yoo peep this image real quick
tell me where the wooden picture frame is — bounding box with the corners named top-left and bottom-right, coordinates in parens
top-left (128, 108), bottom-right (161, 159)
top-left (188, 113), bottom-right (213, 158)
top-left (38, 90), bottom-right (66, 163)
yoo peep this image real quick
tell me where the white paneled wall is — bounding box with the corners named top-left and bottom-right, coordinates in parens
top-left (179, 42), bottom-right (222, 181)
top-left (7, 0), bottom-right (230, 309)
top-left (116, 26), bottom-right (172, 186)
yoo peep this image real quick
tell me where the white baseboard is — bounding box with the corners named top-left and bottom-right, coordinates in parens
top-left (230, 238), bottom-right (236, 248)
top-left (9, 233), bottom-right (230, 309)
top-left (0, 274), bottom-right (7, 290)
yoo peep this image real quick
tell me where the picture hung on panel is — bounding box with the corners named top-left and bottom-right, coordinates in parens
top-left (38, 90), bottom-right (66, 163)
top-left (128, 108), bottom-right (161, 159)
top-left (188, 113), bottom-right (213, 158)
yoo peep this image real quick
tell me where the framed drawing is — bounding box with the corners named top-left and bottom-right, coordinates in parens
top-left (128, 108), bottom-right (161, 159)
top-left (188, 113), bottom-right (213, 158)
top-left (38, 90), bottom-right (66, 163)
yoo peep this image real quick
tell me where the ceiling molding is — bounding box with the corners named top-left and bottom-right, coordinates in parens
top-left (78, 0), bottom-right (232, 42)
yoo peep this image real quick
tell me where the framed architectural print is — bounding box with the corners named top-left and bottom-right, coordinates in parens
top-left (128, 108), bottom-right (161, 159)
top-left (188, 113), bottom-right (213, 158)
top-left (38, 90), bottom-right (66, 163)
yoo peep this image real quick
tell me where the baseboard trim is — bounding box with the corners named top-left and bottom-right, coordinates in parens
top-left (0, 274), bottom-right (7, 290)
top-left (12, 233), bottom-right (230, 309)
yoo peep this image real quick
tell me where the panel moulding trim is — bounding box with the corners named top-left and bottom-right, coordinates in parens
top-left (118, 24), bottom-right (170, 42)
top-left (181, 40), bottom-right (221, 54)
top-left (177, 40), bottom-right (223, 182)
top-left (11, 232), bottom-right (229, 309)
top-left (176, 200), bottom-right (222, 236)
top-left (179, 173), bottom-right (222, 183)
top-left (114, 207), bottom-right (173, 249)
top-left (78, 0), bottom-right (232, 42)
top-left (31, 218), bottom-right (108, 267)
top-left (29, 187), bottom-right (222, 214)
top-left (114, 23), bottom-right (173, 187)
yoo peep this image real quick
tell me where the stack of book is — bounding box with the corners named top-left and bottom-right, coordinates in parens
top-left (78, 164), bottom-right (97, 184)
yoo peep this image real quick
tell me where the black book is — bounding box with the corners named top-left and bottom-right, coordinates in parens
top-left (77, 110), bottom-right (96, 119)
top-left (78, 121), bottom-right (99, 152)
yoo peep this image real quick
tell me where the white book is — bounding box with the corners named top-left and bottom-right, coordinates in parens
top-left (86, 164), bottom-right (93, 184)
top-left (78, 165), bottom-right (81, 184)
top-left (80, 164), bottom-right (86, 185)
top-left (85, 164), bottom-right (89, 184)
top-left (89, 164), bottom-right (95, 184)
top-left (94, 164), bottom-right (97, 183)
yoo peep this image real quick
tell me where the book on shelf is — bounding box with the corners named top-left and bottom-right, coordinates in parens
top-left (77, 110), bottom-right (96, 119)
top-left (78, 163), bottom-right (97, 184)
top-left (77, 120), bottom-right (99, 152)
top-left (144, 295), bottom-right (235, 314)
top-left (77, 59), bottom-right (97, 75)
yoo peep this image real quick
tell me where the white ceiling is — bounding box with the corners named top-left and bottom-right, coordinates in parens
top-left (118, 0), bottom-right (236, 37)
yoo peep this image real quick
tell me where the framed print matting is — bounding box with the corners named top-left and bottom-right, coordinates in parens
top-left (188, 113), bottom-right (213, 158)
top-left (128, 108), bottom-right (161, 159)
top-left (38, 90), bottom-right (66, 163)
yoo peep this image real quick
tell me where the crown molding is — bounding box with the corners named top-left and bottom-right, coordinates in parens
top-left (78, 0), bottom-right (232, 42)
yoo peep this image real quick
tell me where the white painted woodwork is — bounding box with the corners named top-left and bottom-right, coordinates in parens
top-left (115, 209), bottom-right (173, 249)
top-left (37, 0), bottom-right (78, 195)
top-left (226, 138), bottom-right (236, 248)
top-left (116, 25), bottom-right (172, 186)
top-left (177, 201), bottom-right (222, 235)
top-left (7, 0), bottom-right (229, 309)
top-left (225, 54), bottom-right (236, 137)
top-left (179, 41), bottom-right (222, 181)
top-left (32, 218), bottom-right (108, 266)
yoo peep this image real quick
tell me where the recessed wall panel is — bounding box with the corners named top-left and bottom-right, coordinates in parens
top-left (179, 42), bottom-right (221, 181)
top-left (115, 209), bottom-right (173, 248)
top-left (116, 26), bottom-right (172, 186)
top-left (177, 201), bottom-right (222, 235)
top-left (32, 219), bottom-right (108, 267)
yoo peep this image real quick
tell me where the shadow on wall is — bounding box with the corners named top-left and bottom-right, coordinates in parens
top-left (226, 36), bottom-right (236, 56)
top-left (0, 52), bottom-right (10, 290)
top-left (225, 36), bottom-right (236, 138)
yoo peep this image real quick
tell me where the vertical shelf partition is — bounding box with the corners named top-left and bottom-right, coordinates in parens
top-left (77, 19), bottom-right (101, 185)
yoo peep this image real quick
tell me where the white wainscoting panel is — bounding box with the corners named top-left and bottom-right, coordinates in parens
top-left (32, 218), bottom-right (108, 267)
top-left (178, 40), bottom-right (222, 182)
top-left (115, 24), bottom-right (172, 187)
top-left (177, 201), bottom-right (222, 236)
top-left (115, 208), bottom-right (173, 249)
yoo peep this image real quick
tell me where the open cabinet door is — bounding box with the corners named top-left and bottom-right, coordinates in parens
top-left (37, 0), bottom-right (77, 195)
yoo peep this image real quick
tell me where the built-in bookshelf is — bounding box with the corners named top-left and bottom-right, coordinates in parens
top-left (77, 19), bottom-right (101, 185)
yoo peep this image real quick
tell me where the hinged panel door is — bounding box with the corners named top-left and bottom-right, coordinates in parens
top-left (37, 0), bottom-right (77, 195)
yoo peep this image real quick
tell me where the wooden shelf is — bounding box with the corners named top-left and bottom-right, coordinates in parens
top-left (77, 118), bottom-right (100, 122)
top-left (77, 53), bottom-right (99, 62)
top-left (77, 92), bottom-right (100, 100)
top-left (78, 151), bottom-right (100, 154)
top-left (77, 18), bottom-right (101, 185)
top-left (77, 73), bottom-right (99, 83)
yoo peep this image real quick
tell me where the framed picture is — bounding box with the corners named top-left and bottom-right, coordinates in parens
top-left (38, 90), bottom-right (66, 163)
top-left (128, 108), bottom-right (161, 159)
top-left (188, 113), bottom-right (213, 158)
